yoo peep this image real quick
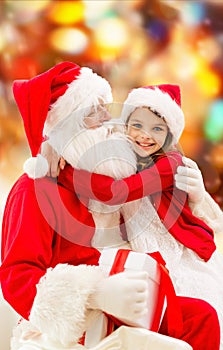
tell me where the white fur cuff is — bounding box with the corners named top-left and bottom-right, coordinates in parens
top-left (29, 264), bottom-right (104, 347)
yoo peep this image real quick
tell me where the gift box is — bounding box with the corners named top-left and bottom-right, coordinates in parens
top-left (84, 248), bottom-right (163, 348)
top-left (91, 326), bottom-right (192, 350)
top-left (99, 248), bottom-right (162, 329)
top-left (84, 248), bottom-right (182, 348)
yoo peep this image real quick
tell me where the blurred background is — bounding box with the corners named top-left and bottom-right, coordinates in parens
top-left (0, 0), bottom-right (223, 219)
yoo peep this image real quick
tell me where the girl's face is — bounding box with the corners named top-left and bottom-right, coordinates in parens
top-left (126, 107), bottom-right (169, 157)
top-left (84, 103), bottom-right (111, 129)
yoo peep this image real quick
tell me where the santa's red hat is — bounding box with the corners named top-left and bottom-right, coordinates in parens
top-left (13, 61), bottom-right (112, 178)
top-left (121, 84), bottom-right (185, 144)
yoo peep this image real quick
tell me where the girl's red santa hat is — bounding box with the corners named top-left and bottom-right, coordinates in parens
top-left (121, 84), bottom-right (185, 144)
top-left (13, 61), bottom-right (112, 179)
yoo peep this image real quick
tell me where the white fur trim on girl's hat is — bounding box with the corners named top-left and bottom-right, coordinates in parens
top-left (13, 61), bottom-right (112, 179)
top-left (121, 84), bottom-right (185, 144)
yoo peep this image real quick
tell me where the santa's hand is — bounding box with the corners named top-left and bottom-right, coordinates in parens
top-left (175, 156), bottom-right (206, 203)
top-left (88, 271), bottom-right (148, 321)
top-left (41, 141), bottom-right (61, 177)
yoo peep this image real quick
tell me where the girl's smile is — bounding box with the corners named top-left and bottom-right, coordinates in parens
top-left (126, 107), bottom-right (169, 157)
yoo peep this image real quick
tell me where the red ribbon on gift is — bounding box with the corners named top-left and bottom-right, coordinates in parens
top-left (107, 249), bottom-right (183, 338)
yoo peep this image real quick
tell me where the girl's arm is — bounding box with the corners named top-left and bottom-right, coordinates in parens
top-left (59, 152), bottom-right (182, 205)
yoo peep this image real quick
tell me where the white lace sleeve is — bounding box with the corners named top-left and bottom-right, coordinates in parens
top-left (189, 191), bottom-right (223, 235)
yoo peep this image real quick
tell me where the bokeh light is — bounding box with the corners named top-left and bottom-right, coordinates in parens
top-left (47, 1), bottom-right (85, 25)
top-left (93, 17), bottom-right (130, 59)
top-left (0, 0), bottom-right (223, 215)
top-left (197, 36), bottom-right (222, 63)
top-left (49, 28), bottom-right (89, 55)
top-left (180, 2), bottom-right (206, 26)
top-left (0, 54), bottom-right (41, 80)
top-left (5, 0), bottom-right (51, 24)
top-left (195, 62), bottom-right (221, 97)
top-left (210, 144), bottom-right (223, 170)
top-left (204, 100), bottom-right (223, 142)
top-left (84, 0), bottom-right (116, 28)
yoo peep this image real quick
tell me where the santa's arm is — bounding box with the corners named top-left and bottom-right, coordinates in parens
top-left (0, 184), bottom-right (104, 347)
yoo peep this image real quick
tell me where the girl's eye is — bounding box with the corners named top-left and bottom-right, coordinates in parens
top-left (131, 123), bottom-right (142, 129)
top-left (153, 126), bottom-right (163, 131)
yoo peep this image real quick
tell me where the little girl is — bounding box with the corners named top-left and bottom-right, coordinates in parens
top-left (65, 84), bottom-right (223, 348)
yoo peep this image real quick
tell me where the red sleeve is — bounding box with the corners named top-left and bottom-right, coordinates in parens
top-left (0, 180), bottom-right (55, 319)
top-left (60, 152), bottom-right (183, 205)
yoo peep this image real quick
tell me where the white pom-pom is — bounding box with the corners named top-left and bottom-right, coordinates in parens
top-left (23, 154), bottom-right (49, 179)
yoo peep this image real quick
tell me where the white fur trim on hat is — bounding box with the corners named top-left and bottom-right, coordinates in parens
top-left (23, 154), bottom-right (49, 179)
top-left (43, 67), bottom-right (112, 136)
top-left (121, 87), bottom-right (185, 143)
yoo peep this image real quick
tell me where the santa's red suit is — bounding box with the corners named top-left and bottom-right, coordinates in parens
top-left (0, 168), bottom-right (220, 350)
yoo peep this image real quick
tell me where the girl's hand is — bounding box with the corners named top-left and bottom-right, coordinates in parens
top-left (175, 156), bottom-right (206, 203)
